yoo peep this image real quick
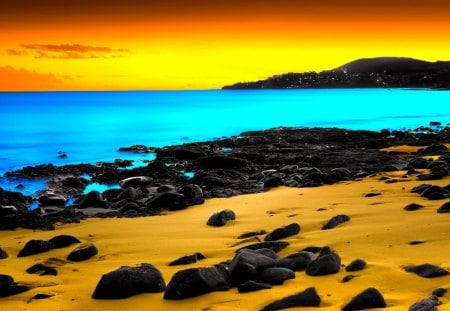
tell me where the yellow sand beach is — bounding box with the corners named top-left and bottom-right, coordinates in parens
top-left (1, 171), bottom-right (450, 310)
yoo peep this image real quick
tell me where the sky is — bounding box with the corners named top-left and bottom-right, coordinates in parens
top-left (0, 0), bottom-right (449, 91)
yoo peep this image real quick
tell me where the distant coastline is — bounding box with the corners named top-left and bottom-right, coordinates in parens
top-left (223, 57), bottom-right (450, 90)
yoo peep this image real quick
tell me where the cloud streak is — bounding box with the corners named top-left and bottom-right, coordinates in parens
top-left (0, 66), bottom-right (64, 91)
top-left (8, 43), bottom-right (130, 59)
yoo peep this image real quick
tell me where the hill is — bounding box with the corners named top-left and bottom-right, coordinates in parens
top-left (223, 57), bottom-right (450, 89)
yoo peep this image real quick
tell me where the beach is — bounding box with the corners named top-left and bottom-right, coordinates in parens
top-left (1, 169), bottom-right (450, 310)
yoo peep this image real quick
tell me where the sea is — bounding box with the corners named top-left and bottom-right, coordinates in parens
top-left (1, 89), bottom-right (450, 198)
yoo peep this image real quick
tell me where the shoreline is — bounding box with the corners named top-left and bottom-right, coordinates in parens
top-left (1, 172), bottom-right (449, 310)
top-left (2, 126), bottom-right (450, 231)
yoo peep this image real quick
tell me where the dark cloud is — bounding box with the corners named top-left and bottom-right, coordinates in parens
top-left (17, 44), bottom-right (130, 59)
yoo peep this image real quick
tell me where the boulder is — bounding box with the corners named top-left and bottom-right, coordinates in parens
top-left (119, 176), bottom-right (153, 189)
top-left (78, 191), bottom-right (106, 209)
top-left (437, 201), bottom-right (450, 213)
top-left (0, 274), bottom-right (30, 298)
top-left (169, 253), bottom-right (206, 266)
top-left (405, 264), bottom-right (449, 278)
top-left (345, 259), bottom-right (367, 272)
top-left (26, 263), bottom-right (57, 276)
top-left (17, 240), bottom-right (55, 257)
top-left (263, 176), bottom-right (284, 188)
top-left (305, 246), bottom-right (341, 276)
top-left (93, 263), bottom-right (166, 299)
top-left (260, 287), bottom-right (321, 311)
top-left (264, 223), bottom-right (301, 241)
top-left (342, 288), bottom-right (386, 311)
top-left (48, 235), bottom-right (81, 249)
top-left (258, 267), bottom-right (295, 285)
top-left (37, 194), bottom-right (66, 206)
top-left (229, 249), bottom-right (277, 286)
top-left (0, 248), bottom-right (8, 259)
top-left (164, 266), bottom-right (229, 300)
top-left (238, 280), bottom-right (272, 293)
top-left (147, 192), bottom-right (187, 211)
top-left (431, 288), bottom-right (447, 297)
top-left (67, 243), bottom-right (98, 262)
top-left (409, 295), bottom-right (439, 311)
top-left (276, 251), bottom-right (315, 271)
top-left (321, 215), bottom-right (350, 230)
top-left (179, 184), bottom-right (204, 205)
top-left (207, 209), bottom-right (236, 227)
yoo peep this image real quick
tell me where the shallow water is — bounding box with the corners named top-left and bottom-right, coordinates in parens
top-left (1, 89), bottom-right (449, 196)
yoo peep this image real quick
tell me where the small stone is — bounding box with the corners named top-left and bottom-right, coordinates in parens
top-left (345, 259), bottom-right (367, 272)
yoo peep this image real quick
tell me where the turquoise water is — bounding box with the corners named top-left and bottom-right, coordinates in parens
top-left (1, 89), bottom-right (450, 195)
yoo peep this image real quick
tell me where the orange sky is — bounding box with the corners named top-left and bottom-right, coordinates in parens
top-left (0, 0), bottom-right (449, 91)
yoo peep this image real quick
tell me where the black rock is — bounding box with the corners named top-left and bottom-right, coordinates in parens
top-left (169, 253), bottom-right (206, 266)
top-left (259, 267), bottom-right (295, 285)
top-left (207, 209), bottom-right (236, 227)
top-left (48, 235), bottom-right (81, 248)
top-left (404, 203), bottom-right (425, 211)
top-left (420, 185), bottom-right (449, 199)
top-left (256, 248), bottom-right (279, 259)
top-left (31, 293), bottom-right (55, 300)
top-left (238, 230), bottom-right (267, 239)
top-left (0, 274), bottom-right (30, 298)
top-left (264, 223), bottom-right (301, 241)
top-left (17, 240), bottom-right (55, 257)
top-left (119, 176), bottom-right (153, 189)
top-left (322, 215), bottom-right (350, 230)
top-left (147, 192), bottom-right (187, 211)
top-left (437, 201), bottom-right (450, 213)
top-left (236, 241), bottom-right (290, 254)
top-left (179, 184), bottom-right (204, 205)
top-left (346, 259), bottom-right (367, 272)
top-left (67, 243), bottom-right (98, 262)
top-left (0, 188), bottom-right (31, 212)
top-left (411, 184), bottom-right (432, 194)
top-left (409, 295), bottom-right (439, 311)
top-left (365, 192), bottom-right (381, 197)
top-left (37, 194), bottom-right (66, 206)
top-left (0, 248), bottom-right (8, 259)
top-left (26, 263), bottom-right (57, 276)
top-left (163, 266), bottom-right (229, 300)
top-left (229, 249), bottom-right (277, 286)
top-left (118, 187), bottom-right (138, 201)
top-left (194, 155), bottom-right (251, 169)
top-left (93, 263), bottom-right (166, 299)
top-left (305, 246), bottom-right (341, 276)
top-left (342, 288), bottom-right (386, 311)
top-left (78, 191), bottom-right (106, 209)
top-left (276, 251), bottom-right (315, 271)
top-left (238, 280), bottom-right (272, 293)
top-left (260, 287), bottom-right (321, 311)
top-left (342, 275), bottom-right (355, 283)
top-left (431, 288), bottom-right (447, 297)
top-left (404, 264), bottom-right (449, 278)
top-left (301, 246), bottom-right (323, 253)
top-left (264, 176), bottom-right (284, 188)
top-left (409, 240), bottom-right (425, 245)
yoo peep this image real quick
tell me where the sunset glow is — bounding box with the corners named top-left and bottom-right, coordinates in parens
top-left (1, 0), bottom-right (449, 91)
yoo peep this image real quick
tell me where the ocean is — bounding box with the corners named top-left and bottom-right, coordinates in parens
top-left (1, 89), bottom-right (450, 196)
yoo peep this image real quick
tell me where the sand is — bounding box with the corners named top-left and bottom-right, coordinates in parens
top-left (1, 171), bottom-right (450, 310)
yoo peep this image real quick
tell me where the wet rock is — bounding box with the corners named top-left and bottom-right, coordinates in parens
top-left (229, 249), bottom-right (277, 286)
top-left (48, 235), bottom-right (81, 249)
top-left (0, 188), bottom-right (31, 212)
top-left (169, 252), bottom-right (206, 266)
top-left (0, 248), bottom-right (8, 259)
top-left (207, 209), bottom-right (236, 227)
top-left (119, 176), bottom-right (153, 189)
top-left (26, 263), bottom-right (57, 276)
top-left (409, 295), bottom-right (439, 311)
top-left (437, 201), bottom-right (450, 213)
top-left (264, 223), bottom-right (301, 241)
top-left (238, 280), bottom-right (272, 293)
top-left (264, 176), bottom-right (284, 188)
top-left (321, 214), bottom-right (350, 230)
top-left (164, 266), bottom-right (229, 300)
top-left (67, 243), bottom-right (98, 262)
top-left (260, 287), bottom-right (321, 311)
top-left (37, 194), bottom-right (66, 207)
top-left (342, 288), bottom-right (386, 311)
top-left (345, 259), bottom-right (367, 272)
top-left (236, 241), bottom-right (290, 253)
top-left (93, 263), bottom-right (166, 299)
top-left (0, 274), bottom-right (30, 298)
top-left (179, 184), bottom-right (204, 205)
top-left (78, 191), bottom-right (106, 209)
top-left (276, 251), bottom-right (315, 271)
top-left (431, 288), bottom-right (447, 297)
top-left (404, 203), bottom-right (425, 211)
top-left (17, 240), bottom-right (55, 257)
top-left (147, 192), bottom-right (187, 211)
top-left (259, 267), bottom-right (295, 285)
top-left (405, 264), bottom-right (449, 278)
top-left (305, 246), bottom-right (341, 276)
